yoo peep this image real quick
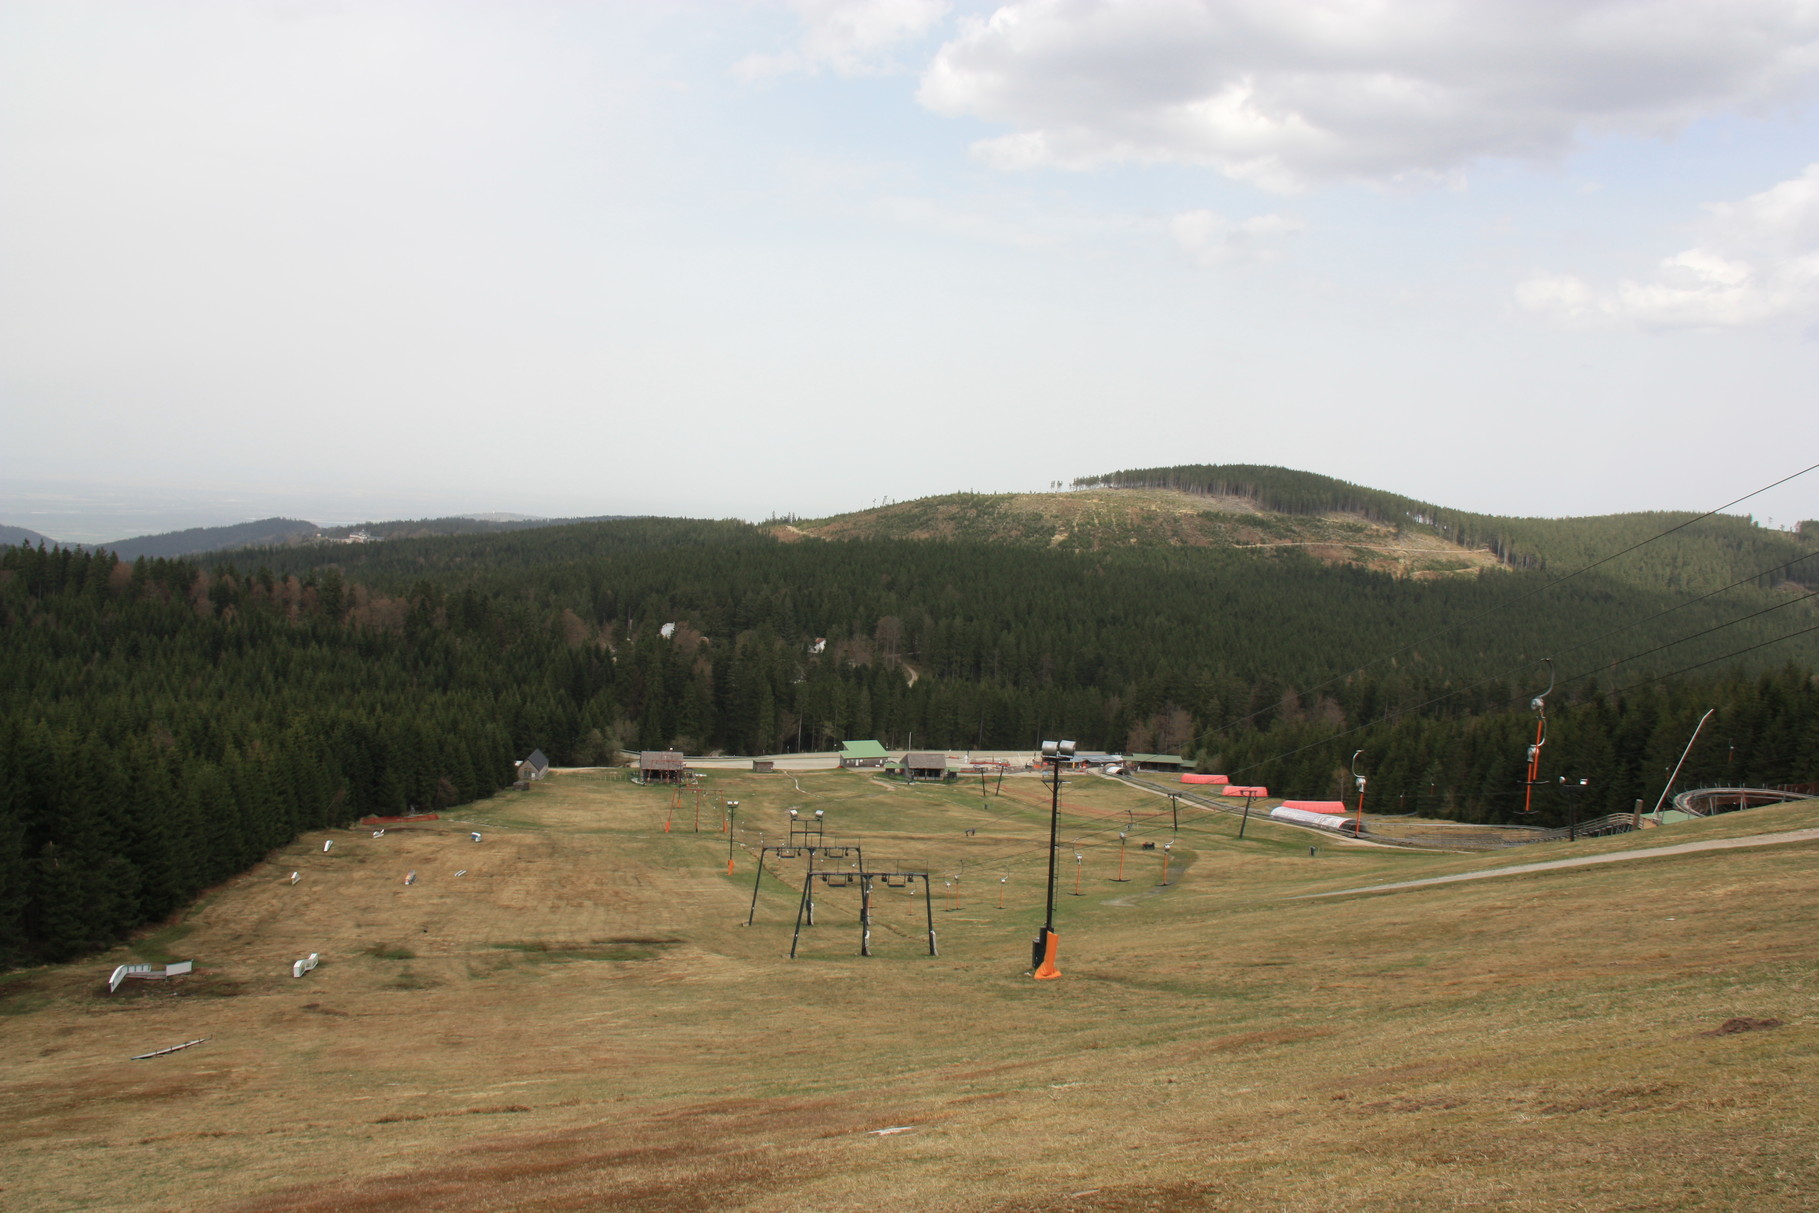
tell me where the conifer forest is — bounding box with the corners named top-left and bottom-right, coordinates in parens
top-left (5, 467), bottom-right (1818, 966)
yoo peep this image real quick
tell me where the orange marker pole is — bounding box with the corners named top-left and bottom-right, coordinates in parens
top-left (1033, 929), bottom-right (1060, 980)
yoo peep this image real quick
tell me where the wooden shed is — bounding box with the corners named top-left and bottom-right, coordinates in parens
top-left (904, 752), bottom-right (948, 781)
top-left (1128, 753), bottom-right (1185, 772)
top-left (638, 750), bottom-right (688, 784)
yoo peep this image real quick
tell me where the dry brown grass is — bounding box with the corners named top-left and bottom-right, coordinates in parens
top-left (3, 771), bottom-right (1816, 1211)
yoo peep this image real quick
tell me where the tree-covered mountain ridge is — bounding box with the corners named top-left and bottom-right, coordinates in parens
top-left (780, 464), bottom-right (1818, 595)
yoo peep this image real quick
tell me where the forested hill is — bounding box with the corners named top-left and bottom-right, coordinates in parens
top-left (83, 513), bottom-right (640, 560)
top-left (106, 517), bottom-right (319, 560)
top-left (0, 525), bottom-right (52, 548)
top-left (6, 477), bottom-right (1819, 967)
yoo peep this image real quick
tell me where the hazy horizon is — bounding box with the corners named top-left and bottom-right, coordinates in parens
top-left (4, 467), bottom-right (1813, 549)
top-left (5, 2), bottom-right (1818, 537)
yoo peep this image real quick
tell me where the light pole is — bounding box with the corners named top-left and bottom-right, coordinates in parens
top-left (1559, 777), bottom-right (1588, 841)
top-left (725, 801), bottom-right (738, 874)
top-left (1033, 739), bottom-right (1073, 979)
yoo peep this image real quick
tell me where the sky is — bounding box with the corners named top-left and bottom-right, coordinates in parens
top-left (3, 0), bottom-right (1819, 542)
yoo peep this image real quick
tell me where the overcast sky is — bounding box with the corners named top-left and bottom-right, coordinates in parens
top-left (4, 0), bottom-right (1818, 540)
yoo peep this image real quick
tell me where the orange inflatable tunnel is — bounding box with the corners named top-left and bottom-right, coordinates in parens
top-left (1280, 800), bottom-right (1347, 814)
top-left (1180, 773), bottom-right (1229, 785)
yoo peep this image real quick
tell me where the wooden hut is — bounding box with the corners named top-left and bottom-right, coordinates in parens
top-left (1128, 753), bottom-right (1185, 772)
top-left (904, 752), bottom-right (948, 782)
top-left (638, 750), bottom-right (688, 784)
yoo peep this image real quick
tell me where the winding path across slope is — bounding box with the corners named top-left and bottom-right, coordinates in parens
top-left (1299, 827), bottom-right (1819, 899)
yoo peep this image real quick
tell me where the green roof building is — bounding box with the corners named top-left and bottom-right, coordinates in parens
top-left (839, 739), bottom-right (888, 768)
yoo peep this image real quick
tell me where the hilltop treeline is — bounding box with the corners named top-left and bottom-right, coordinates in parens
top-left (1075, 464), bottom-right (1819, 592)
top-left (5, 506), bottom-right (1817, 965)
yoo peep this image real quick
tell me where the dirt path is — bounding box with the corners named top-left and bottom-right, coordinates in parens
top-left (1301, 827), bottom-right (1819, 898)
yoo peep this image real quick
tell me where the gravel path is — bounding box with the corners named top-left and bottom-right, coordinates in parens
top-left (1300, 827), bottom-right (1819, 898)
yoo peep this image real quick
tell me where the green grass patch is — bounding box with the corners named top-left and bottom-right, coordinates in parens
top-left (364, 944), bottom-right (416, 961)
top-left (130, 921), bottom-right (196, 965)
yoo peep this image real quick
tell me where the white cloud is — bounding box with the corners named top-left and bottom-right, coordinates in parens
top-left (917, 0), bottom-right (1819, 190)
top-left (737, 0), bottom-right (951, 80)
top-left (1519, 163), bottom-right (1819, 327)
top-left (1171, 209), bottom-right (1304, 266)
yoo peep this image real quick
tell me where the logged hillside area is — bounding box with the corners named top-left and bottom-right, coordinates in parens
top-left (779, 466), bottom-right (1817, 595)
top-left (1072, 464), bottom-right (1819, 594)
top-left (779, 488), bottom-right (1507, 579)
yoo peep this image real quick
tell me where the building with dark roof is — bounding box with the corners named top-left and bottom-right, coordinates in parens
top-left (904, 752), bottom-right (948, 781)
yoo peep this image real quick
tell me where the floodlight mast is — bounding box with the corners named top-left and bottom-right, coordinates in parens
top-left (1033, 740), bottom-right (1073, 980)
